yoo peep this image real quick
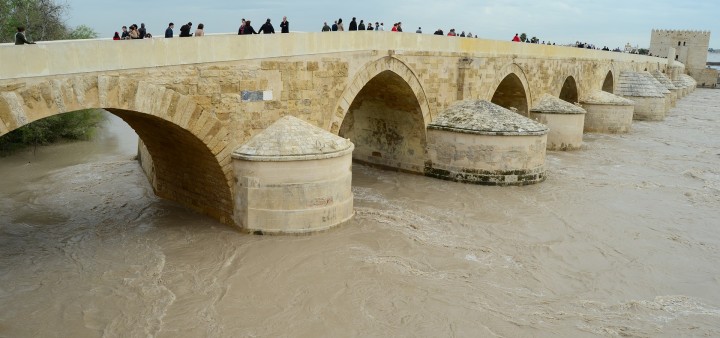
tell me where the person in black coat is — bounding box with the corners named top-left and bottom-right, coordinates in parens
top-left (349, 17), bottom-right (357, 31)
top-left (179, 22), bottom-right (193, 37)
top-left (15, 27), bottom-right (36, 44)
top-left (358, 20), bottom-right (365, 30)
top-left (138, 23), bottom-right (146, 39)
top-left (243, 20), bottom-right (257, 34)
top-left (280, 16), bottom-right (289, 33)
top-left (258, 18), bottom-right (275, 34)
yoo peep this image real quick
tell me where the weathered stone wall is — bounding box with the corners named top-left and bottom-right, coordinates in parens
top-left (629, 97), bottom-right (667, 121)
top-left (426, 130), bottom-right (547, 185)
top-left (233, 155), bottom-right (354, 234)
top-left (582, 103), bottom-right (634, 133)
top-left (529, 113), bottom-right (585, 151)
top-left (689, 68), bottom-right (719, 88)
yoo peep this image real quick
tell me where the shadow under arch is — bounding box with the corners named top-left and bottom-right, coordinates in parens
top-left (490, 64), bottom-right (531, 116)
top-left (602, 70), bottom-right (614, 93)
top-left (108, 108), bottom-right (233, 224)
top-left (559, 76), bottom-right (579, 103)
top-left (0, 78), bottom-right (236, 226)
top-left (332, 57), bottom-right (431, 173)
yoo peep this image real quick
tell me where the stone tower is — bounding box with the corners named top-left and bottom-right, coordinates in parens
top-left (649, 29), bottom-right (716, 88)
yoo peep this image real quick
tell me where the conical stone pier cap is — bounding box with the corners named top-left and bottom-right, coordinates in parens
top-left (652, 71), bottom-right (678, 91)
top-left (429, 100), bottom-right (548, 136)
top-left (530, 94), bottom-right (586, 114)
top-left (233, 115), bottom-right (354, 161)
top-left (581, 91), bottom-right (635, 106)
top-left (617, 71), bottom-right (666, 98)
top-left (642, 72), bottom-right (671, 94)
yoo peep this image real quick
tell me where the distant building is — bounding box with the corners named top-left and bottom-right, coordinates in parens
top-left (649, 29), bottom-right (716, 88)
top-left (624, 43), bottom-right (635, 53)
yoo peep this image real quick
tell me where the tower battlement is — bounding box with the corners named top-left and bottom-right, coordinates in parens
top-left (651, 29), bottom-right (711, 36)
top-left (649, 29), bottom-right (714, 87)
top-left (649, 28), bottom-right (711, 59)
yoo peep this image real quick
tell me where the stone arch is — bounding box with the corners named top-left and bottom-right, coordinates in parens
top-left (490, 64), bottom-right (531, 116)
top-left (559, 76), bottom-right (579, 104)
top-left (331, 57), bottom-right (430, 173)
top-left (330, 56), bottom-right (431, 132)
top-left (602, 70), bottom-right (615, 93)
top-left (0, 75), bottom-right (236, 226)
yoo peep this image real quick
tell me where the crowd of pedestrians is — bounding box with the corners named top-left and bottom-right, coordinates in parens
top-left (114, 23), bottom-right (150, 39)
top-left (319, 17), bottom-right (389, 32)
top-left (38, 16), bottom-right (635, 54)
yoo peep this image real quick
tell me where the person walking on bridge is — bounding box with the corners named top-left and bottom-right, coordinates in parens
top-left (280, 16), bottom-right (289, 33)
top-left (179, 22), bottom-right (193, 37)
top-left (139, 23), bottom-right (147, 39)
top-left (165, 23), bottom-right (174, 38)
top-left (258, 18), bottom-right (275, 34)
top-left (242, 20), bottom-right (257, 34)
top-left (322, 22), bottom-right (331, 32)
top-left (15, 27), bottom-right (36, 45)
top-left (195, 23), bottom-right (205, 37)
top-left (238, 19), bottom-right (246, 35)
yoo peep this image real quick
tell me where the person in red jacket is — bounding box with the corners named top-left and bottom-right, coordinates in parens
top-left (512, 33), bottom-right (521, 42)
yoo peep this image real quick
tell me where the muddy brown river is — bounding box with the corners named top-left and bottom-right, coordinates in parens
top-left (1, 89), bottom-right (719, 337)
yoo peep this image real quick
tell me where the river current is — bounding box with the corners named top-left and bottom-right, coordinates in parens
top-left (1, 89), bottom-right (719, 337)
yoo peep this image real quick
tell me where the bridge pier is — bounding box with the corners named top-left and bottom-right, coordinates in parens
top-left (581, 91), bottom-right (635, 134)
top-left (425, 100), bottom-right (548, 186)
top-left (618, 71), bottom-right (667, 121)
top-left (652, 71), bottom-right (679, 107)
top-left (529, 94), bottom-right (586, 151)
top-left (231, 116), bottom-right (354, 234)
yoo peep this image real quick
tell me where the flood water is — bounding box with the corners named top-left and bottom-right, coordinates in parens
top-left (1, 90), bottom-right (719, 337)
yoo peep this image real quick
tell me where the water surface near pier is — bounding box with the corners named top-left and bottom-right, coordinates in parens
top-left (1, 90), bottom-right (719, 337)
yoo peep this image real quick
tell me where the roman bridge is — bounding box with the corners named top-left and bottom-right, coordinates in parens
top-left (0, 32), bottom-right (684, 232)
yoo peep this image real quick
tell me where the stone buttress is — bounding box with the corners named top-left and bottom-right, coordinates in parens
top-left (580, 91), bottom-right (635, 134)
top-left (617, 71), bottom-right (667, 121)
top-left (425, 100), bottom-right (548, 186)
top-left (232, 116), bottom-right (355, 234)
top-left (529, 94), bottom-right (586, 151)
top-left (652, 71), bottom-right (679, 108)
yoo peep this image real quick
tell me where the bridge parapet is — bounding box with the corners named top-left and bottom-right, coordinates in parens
top-left (1, 32), bottom-right (665, 80)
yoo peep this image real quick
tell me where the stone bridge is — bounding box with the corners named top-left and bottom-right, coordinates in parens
top-left (0, 32), bottom-right (686, 232)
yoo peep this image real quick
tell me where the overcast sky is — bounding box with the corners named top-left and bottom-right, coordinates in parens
top-left (65, 0), bottom-right (719, 49)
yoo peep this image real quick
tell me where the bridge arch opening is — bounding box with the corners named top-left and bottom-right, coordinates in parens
top-left (602, 71), bottom-right (614, 93)
top-left (106, 108), bottom-right (233, 224)
top-left (559, 76), bottom-right (579, 104)
top-left (0, 106), bottom-right (234, 226)
top-left (491, 73), bottom-right (529, 116)
top-left (339, 70), bottom-right (426, 173)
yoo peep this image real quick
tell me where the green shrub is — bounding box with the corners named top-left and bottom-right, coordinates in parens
top-left (0, 109), bottom-right (106, 156)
